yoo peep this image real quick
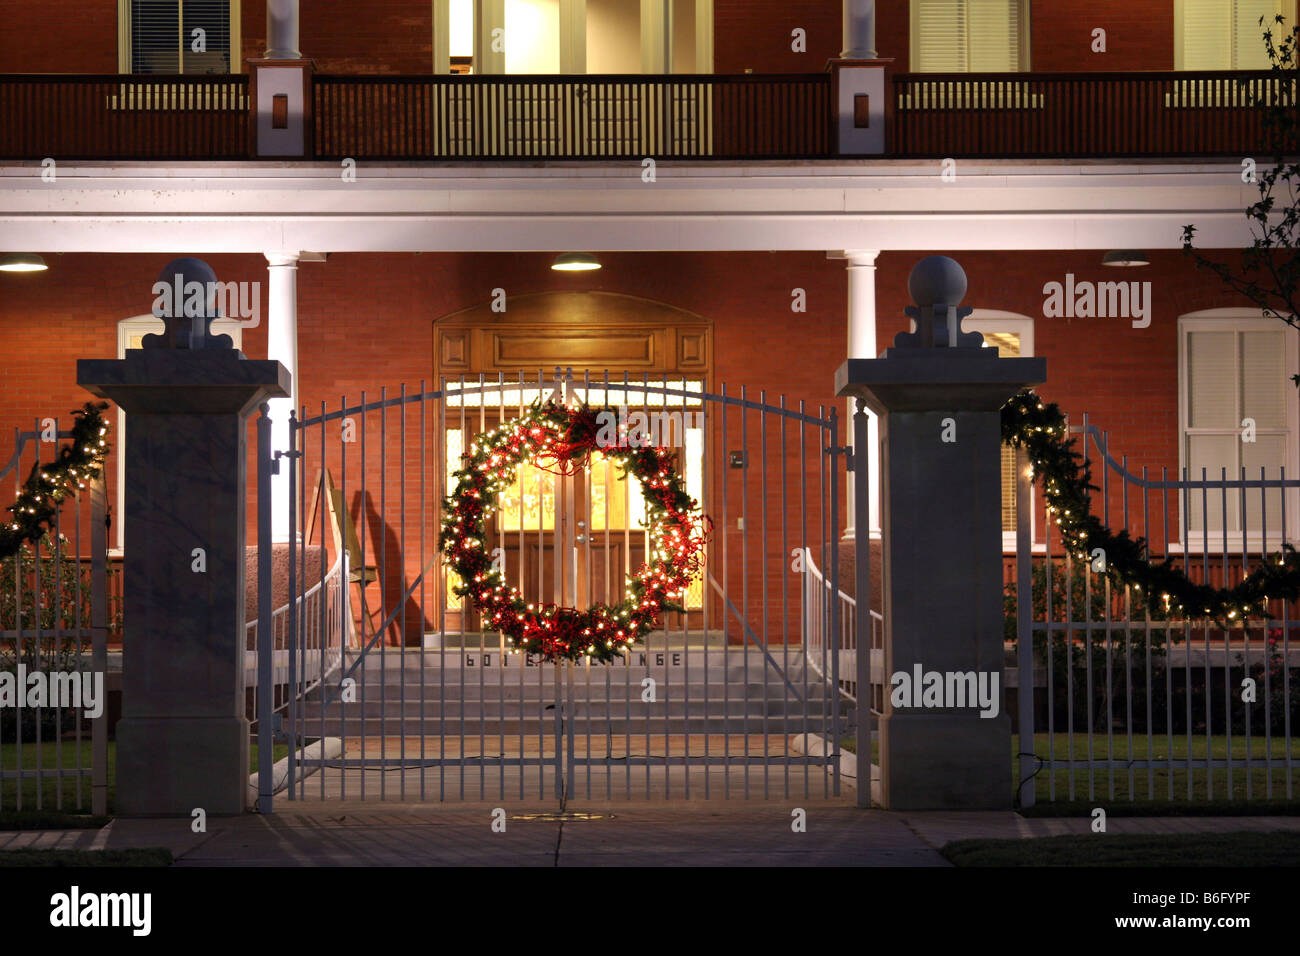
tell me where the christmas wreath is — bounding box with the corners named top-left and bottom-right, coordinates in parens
top-left (440, 400), bottom-right (709, 663)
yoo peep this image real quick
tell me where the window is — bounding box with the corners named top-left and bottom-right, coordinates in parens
top-left (911, 0), bottom-right (1029, 72)
top-left (1176, 0), bottom-right (1296, 70)
top-left (964, 313), bottom-right (1035, 548)
top-left (119, 0), bottom-right (239, 74)
top-left (1179, 311), bottom-right (1300, 540)
top-left (113, 315), bottom-right (242, 552)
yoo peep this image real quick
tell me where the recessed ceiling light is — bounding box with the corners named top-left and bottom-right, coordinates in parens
top-left (1102, 250), bottom-right (1150, 267)
top-left (551, 252), bottom-right (601, 272)
top-left (0, 253), bottom-right (48, 273)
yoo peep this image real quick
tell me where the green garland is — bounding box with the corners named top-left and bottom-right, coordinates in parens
top-left (0, 402), bottom-right (112, 560)
top-left (1002, 389), bottom-right (1300, 624)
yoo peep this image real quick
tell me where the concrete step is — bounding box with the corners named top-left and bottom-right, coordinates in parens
top-left (287, 716), bottom-right (844, 737)
top-left (299, 699), bottom-right (839, 720)
top-left (307, 679), bottom-right (825, 699)
top-left (329, 663), bottom-right (826, 689)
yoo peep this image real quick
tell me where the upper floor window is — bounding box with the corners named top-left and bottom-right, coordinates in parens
top-left (120, 0), bottom-right (238, 74)
top-left (1176, 0), bottom-right (1296, 70)
top-left (911, 0), bottom-right (1029, 72)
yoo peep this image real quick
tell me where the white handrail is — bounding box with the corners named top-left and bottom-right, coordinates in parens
top-left (800, 547), bottom-right (882, 706)
top-left (247, 549), bottom-right (346, 717)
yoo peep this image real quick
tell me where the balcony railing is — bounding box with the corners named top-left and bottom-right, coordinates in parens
top-left (0, 73), bottom-right (249, 160)
top-left (892, 70), bottom-right (1293, 158)
top-left (0, 69), bottom-right (1288, 162)
top-left (313, 73), bottom-right (832, 160)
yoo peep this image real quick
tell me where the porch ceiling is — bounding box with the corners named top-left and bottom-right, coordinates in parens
top-left (0, 160), bottom-right (1259, 254)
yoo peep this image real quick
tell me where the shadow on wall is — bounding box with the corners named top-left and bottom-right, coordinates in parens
top-left (356, 491), bottom-right (429, 646)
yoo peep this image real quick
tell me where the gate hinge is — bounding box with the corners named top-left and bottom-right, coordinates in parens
top-left (270, 449), bottom-right (303, 475)
top-left (827, 445), bottom-right (853, 471)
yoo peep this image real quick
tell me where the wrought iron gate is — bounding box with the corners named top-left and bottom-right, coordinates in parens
top-left (259, 370), bottom-right (853, 805)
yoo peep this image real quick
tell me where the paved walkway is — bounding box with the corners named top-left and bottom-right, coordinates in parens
top-left (3, 804), bottom-right (1299, 866)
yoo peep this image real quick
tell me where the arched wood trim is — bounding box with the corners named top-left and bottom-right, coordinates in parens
top-left (434, 290), bottom-right (713, 379)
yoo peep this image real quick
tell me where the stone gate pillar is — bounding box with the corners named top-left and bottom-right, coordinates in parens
top-left (836, 256), bottom-right (1045, 809)
top-left (78, 258), bottom-right (289, 816)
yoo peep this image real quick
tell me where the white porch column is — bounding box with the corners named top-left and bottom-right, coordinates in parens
top-left (475, 0), bottom-right (506, 74)
top-left (265, 0), bottom-right (301, 59)
top-left (433, 0), bottom-right (451, 74)
top-left (833, 250), bottom-right (881, 539)
top-left (640, 0), bottom-right (672, 73)
top-left (842, 0), bottom-right (876, 59)
top-left (560, 0), bottom-right (587, 74)
top-left (266, 253), bottom-right (300, 543)
top-left (695, 0), bottom-right (714, 73)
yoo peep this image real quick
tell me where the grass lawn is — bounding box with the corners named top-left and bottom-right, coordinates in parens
top-left (1019, 732), bottom-right (1300, 805)
top-left (1, 741), bottom-right (290, 815)
top-left (840, 733), bottom-right (1300, 811)
top-left (942, 830), bottom-right (1300, 866)
top-left (0, 848), bottom-right (172, 867)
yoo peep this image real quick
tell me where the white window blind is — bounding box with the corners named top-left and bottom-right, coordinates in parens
top-left (130, 0), bottom-right (232, 74)
top-left (1179, 0), bottom-right (1289, 70)
top-left (914, 0), bottom-right (1024, 72)
top-left (1184, 327), bottom-right (1290, 533)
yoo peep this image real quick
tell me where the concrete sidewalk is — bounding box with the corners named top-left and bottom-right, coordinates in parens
top-left (3, 804), bottom-right (1299, 866)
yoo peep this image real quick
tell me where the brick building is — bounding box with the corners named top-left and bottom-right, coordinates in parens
top-left (0, 0), bottom-right (1291, 645)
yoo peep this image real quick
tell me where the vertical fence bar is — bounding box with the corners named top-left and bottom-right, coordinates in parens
top-left (828, 407), bottom-right (841, 798)
top-left (853, 402), bottom-right (872, 808)
top-left (760, 393), bottom-right (770, 799)
top-left (780, 394), bottom-right (790, 800)
top-left (1016, 447), bottom-right (1035, 808)
top-left (379, 386), bottom-right (388, 801)
top-left (90, 474), bottom-right (108, 817)
top-left (799, 402), bottom-right (811, 797)
top-left (286, 411), bottom-right (298, 800)
top-left (439, 380), bottom-right (448, 802)
top-left (400, 384), bottom-right (408, 800)
top-left (720, 383), bottom-right (730, 798)
top-left (1283, 468), bottom-right (1293, 799)
top-left (256, 404), bottom-right (275, 813)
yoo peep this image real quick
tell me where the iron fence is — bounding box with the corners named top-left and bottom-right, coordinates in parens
top-left (1015, 418), bottom-right (1300, 807)
top-left (0, 425), bottom-right (108, 815)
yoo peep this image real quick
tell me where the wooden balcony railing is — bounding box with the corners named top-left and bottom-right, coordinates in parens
top-left (0, 70), bottom-right (1288, 162)
top-left (312, 73), bottom-right (833, 160)
top-left (892, 70), bottom-right (1292, 158)
top-left (0, 74), bottom-right (249, 160)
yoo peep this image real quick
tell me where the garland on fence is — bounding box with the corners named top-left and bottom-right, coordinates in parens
top-left (1002, 388), bottom-right (1300, 624)
top-left (0, 402), bottom-right (111, 561)
top-left (439, 400), bottom-right (710, 664)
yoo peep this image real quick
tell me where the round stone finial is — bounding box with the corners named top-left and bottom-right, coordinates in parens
top-left (153, 257), bottom-right (219, 317)
top-left (908, 255), bottom-right (967, 309)
top-left (143, 256), bottom-right (233, 350)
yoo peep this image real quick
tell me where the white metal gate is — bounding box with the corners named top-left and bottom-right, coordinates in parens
top-left (257, 369), bottom-right (854, 804)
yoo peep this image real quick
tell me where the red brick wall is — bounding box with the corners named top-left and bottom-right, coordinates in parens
top-left (241, 0), bottom-right (433, 74)
top-left (713, 0), bottom-right (843, 73)
top-left (0, 248), bottom-right (1265, 643)
top-left (1030, 0), bottom-right (1175, 72)
top-left (877, 0), bottom-right (910, 72)
top-left (0, 0), bottom-right (118, 73)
